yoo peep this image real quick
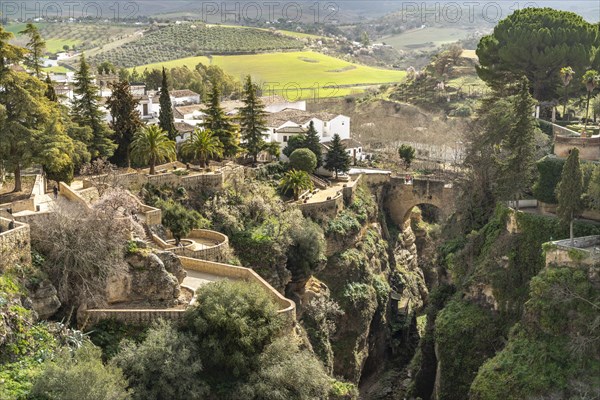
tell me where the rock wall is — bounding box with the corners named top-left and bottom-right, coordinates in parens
top-left (0, 218), bottom-right (31, 271)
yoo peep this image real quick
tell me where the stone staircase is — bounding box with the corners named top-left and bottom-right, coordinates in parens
top-left (310, 174), bottom-right (330, 190)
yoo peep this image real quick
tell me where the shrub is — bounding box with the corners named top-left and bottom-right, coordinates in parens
top-left (113, 320), bottom-right (207, 400)
top-left (532, 156), bottom-right (564, 203)
top-left (289, 148), bottom-right (318, 173)
top-left (30, 342), bottom-right (130, 400)
top-left (183, 280), bottom-right (284, 379)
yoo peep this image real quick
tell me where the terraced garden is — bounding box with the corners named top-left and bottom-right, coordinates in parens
top-left (90, 24), bottom-right (304, 67)
top-left (134, 51), bottom-right (406, 100)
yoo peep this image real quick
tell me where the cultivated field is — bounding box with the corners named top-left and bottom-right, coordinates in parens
top-left (90, 24), bottom-right (304, 67)
top-left (6, 22), bottom-right (140, 53)
top-left (134, 51), bottom-right (406, 100)
top-left (383, 27), bottom-right (470, 52)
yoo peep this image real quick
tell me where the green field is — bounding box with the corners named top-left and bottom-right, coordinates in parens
top-left (134, 51), bottom-right (405, 100)
top-left (209, 24), bottom-right (325, 40)
top-left (384, 27), bottom-right (469, 51)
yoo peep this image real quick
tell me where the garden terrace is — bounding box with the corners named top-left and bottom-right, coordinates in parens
top-left (544, 235), bottom-right (600, 266)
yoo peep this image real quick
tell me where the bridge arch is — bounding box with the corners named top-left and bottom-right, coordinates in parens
top-left (384, 177), bottom-right (456, 227)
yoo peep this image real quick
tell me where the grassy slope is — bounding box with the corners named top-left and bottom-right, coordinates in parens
top-left (133, 51), bottom-right (405, 99)
top-left (210, 24), bottom-right (325, 40)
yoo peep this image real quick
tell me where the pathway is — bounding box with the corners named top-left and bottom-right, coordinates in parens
top-left (182, 269), bottom-right (227, 291)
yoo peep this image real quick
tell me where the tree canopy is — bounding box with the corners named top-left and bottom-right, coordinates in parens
top-left (324, 134), bottom-right (351, 178)
top-left (476, 8), bottom-right (597, 100)
top-left (106, 79), bottom-right (143, 167)
top-left (239, 75), bottom-right (268, 165)
top-left (556, 148), bottom-right (584, 244)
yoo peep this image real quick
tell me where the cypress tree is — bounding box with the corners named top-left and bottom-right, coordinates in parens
top-left (239, 75), bottom-right (267, 165)
top-left (303, 121), bottom-right (323, 167)
top-left (202, 83), bottom-right (239, 158)
top-left (556, 148), bottom-right (584, 245)
top-left (324, 133), bottom-right (351, 178)
top-left (158, 67), bottom-right (177, 140)
top-left (496, 78), bottom-right (538, 210)
top-left (71, 54), bottom-right (116, 159)
top-left (106, 79), bottom-right (144, 167)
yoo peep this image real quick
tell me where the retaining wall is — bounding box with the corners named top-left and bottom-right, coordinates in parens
top-left (554, 135), bottom-right (600, 161)
top-left (166, 229), bottom-right (229, 262)
top-left (0, 217), bottom-right (31, 270)
top-left (180, 257), bottom-right (296, 328)
top-left (298, 192), bottom-right (344, 220)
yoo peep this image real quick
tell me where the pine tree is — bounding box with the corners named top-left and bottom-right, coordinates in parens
top-left (324, 133), bottom-right (351, 178)
top-left (202, 84), bottom-right (239, 158)
top-left (496, 78), bottom-right (538, 210)
top-left (303, 121), bottom-right (323, 167)
top-left (158, 67), bottom-right (177, 140)
top-left (19, 23), bottom-right (45, 78)
top-left (239, 75), bottom-right (267, 165)
top-left (0, 26), bottom-right (26, 76)
top-left (71, 54), bottom-right (116, 159)
top-left (44, 73), bottom-right (57, 102)
top-left (556, 148), bottom-right (584, 245)
top-left (106, 79), bottom-right (143, 167)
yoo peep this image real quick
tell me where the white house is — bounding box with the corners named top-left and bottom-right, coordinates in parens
top-left (169, 89), bottom-right (201, 106)
top-left (265, 109), bottom-right (351, 144)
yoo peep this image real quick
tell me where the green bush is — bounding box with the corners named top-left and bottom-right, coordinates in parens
top-left (532, 156), bottom-right (564, 203)
top-left (289, 148), bottom-right (318, 173)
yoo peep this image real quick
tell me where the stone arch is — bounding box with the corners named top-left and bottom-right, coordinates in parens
top-left (384, 177), bottom-right (456, 227)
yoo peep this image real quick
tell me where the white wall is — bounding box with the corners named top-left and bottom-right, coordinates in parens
top-left (172, 95), bottom-right (200, 106)
top-left (325, 115), bottom-right (350, 140)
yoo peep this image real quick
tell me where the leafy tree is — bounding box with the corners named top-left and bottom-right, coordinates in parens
top-left (556, 148), bottom-right (584, 245)
top-left (113, 320), bottom-right (207, 400)
top-left (158, 67), bottom-right (177, 140)
top-left (45, 73), bottom-right (58, 102)
top-left (560, 66), bottom-right (575, 120)
top-left (130, 125), bottom-right (176, 175)
top-left (38, 115), bottom-right (77, 185)
top-left (264, 141), bottom-right (281, 160)
top-left (286, 218), bottom-right (326, 279)
top-left (157, 198), bottom-right (204, 244)
top-left (19, 23), bottom-right (45, 78)
top-left (71, 54), bottom-right (116, 159)
top-left (496, 78), bottom-right (538, 209)
top-left (202, 83), bottom-right (239, 157)
top-left (30, 342), bottom-right (130, 400)
top-left (106, 79), bottom-right (143, 167)
top-left (97, 61), bottom-right (116, 75)
top-left (280, 169), bottom-right (313, 201)
top-left (141, 68), bottom-right (163, 90)
top-left (324, 133), bottom-right (351, 178)
top-left (586, 164), bottom-right (600, 209)
top-left (183, 280), bottom-right (284, 379)
top-left (289, 148), bottom-right (317, 173)
top-left (239, 337), bottom-right (332, 400)
top-left (361, 31), bottom-right (370, 47)
top-left (582, 70), bottom-right (599, 131)
top-left (476, 8), bottom-right (596, 100)
top-left (398, 144), bottom-right (416, 169)
top-left (0, 26), bottom-right (26, 75)
top-left (62, 44), bottom-right (70, 51)
top-left (239, 75), bottom-right (268, 165)
top-left (181, 128), bottom-right (223, 167)
top-left (282, 135), bottom-right (306, 158)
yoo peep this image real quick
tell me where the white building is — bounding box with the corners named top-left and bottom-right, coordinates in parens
top-left (265, 109), bottom-right (351, 145)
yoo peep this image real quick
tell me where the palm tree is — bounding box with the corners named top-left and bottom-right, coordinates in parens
top-left (280, 170), bottom-right (313, 201)
top-left (582, 70), bottom-right (599, 133)
top-left (560, 66), bottom-right (575, 121)
top-left (181, 128), bottom-right (223, 167)
top-left (130, 125), bottom-right (176, 175)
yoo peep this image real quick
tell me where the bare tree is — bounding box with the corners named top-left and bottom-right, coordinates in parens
top-left (29, 202), bottom-right (132, 309)
top-left (79, 158), bottom-right (119, 197)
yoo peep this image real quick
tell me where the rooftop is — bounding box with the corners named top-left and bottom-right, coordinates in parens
top-left (266, 108), bottom-right (339, 127)
top-left (170, 89), bottom-right (200, 98)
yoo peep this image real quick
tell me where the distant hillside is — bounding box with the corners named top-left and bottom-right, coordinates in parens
top-left (89, 24), bottom-right (303, 68)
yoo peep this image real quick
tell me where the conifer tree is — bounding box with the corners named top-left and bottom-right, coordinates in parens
top-left (71, 54), bottom-right (115, 159)
top-left (0, 26), bottom-right (26, 75)
top-left (303, 121), bottom-right (323, 167)
top-left (496, 78), bottom-right (538, 210)
top-left (202, 83), bottom-right (239, 158)
top-left (19, 23), bottom-right (45, 78)
top-left (106, 79), bottom-right (143, 167)
top-left (158, 67), bottom-right (177, 140)
top-left (44, 73), bottom-right (57, 102)
top-left (239, 75), bottom-right (267, 165)
top-left (556, 148), bottom-right (584, 245)
top-left (324, 134), bottom-right (351, 178)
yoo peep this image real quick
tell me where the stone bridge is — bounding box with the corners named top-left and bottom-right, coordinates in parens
top-left (384, 176), bottom-right (457, 226)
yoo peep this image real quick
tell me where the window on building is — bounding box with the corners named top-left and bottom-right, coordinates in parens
top-left (283, 136), bottom-right (288, 142)
top-left (143, 103), bottom-right (148, 116)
